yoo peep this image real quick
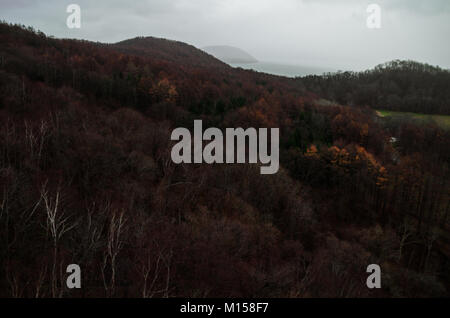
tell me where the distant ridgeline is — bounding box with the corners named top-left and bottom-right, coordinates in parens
top-left (298, 60), bottom-right (450, 115)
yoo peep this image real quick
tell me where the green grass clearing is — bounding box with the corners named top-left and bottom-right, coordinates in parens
top-left (376, 110), bottom-right (450, 130)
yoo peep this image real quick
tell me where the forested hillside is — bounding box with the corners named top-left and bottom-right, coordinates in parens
top-left (112, 37), bottom-right (229, 69)
top-left (299, 60), bottom-right (450, 115)
top-left (0, 22), bottom-right (449, 297)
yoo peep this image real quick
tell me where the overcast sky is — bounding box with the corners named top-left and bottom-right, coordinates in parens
top-left (1, 0), bottom-right (449, 70)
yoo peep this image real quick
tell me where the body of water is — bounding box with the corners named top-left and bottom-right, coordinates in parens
top-left (230, 61), bottom-right (334, 78)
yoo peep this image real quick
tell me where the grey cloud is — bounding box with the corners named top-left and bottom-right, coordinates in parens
top-left (0, 0), bottom-right (449, 70)
top-left (302, 0), bottom-right (450, 14)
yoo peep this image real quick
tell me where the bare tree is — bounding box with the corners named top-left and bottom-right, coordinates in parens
top-left (40, 181), bottom-right (77, 297)
top-left (6, 269), bottom-right (20, 298)
top-left (84, 201), bottom-right (105, 256)
top-left (24, 119), bottom-right (50, 165)
top-left (34, 263), bottom-right (48, 298)
top-left (422, 228), bottom-right (439, 273)
top-left (101, 208), bottom-right (127, 297)
top-left (398, 218), bottom-right (416, 262)
top-left (140, 247), bottom-right (173, 298)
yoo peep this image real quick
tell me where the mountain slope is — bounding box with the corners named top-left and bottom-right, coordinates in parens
top-left (112, 37), bottom-right (229, 69)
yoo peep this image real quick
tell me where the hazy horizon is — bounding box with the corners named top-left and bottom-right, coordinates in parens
top-left (1, 0), bottom-right (450, 72)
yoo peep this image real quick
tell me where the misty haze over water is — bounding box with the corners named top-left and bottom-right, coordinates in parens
top-left (229, 61), bottom-right (335, 77)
